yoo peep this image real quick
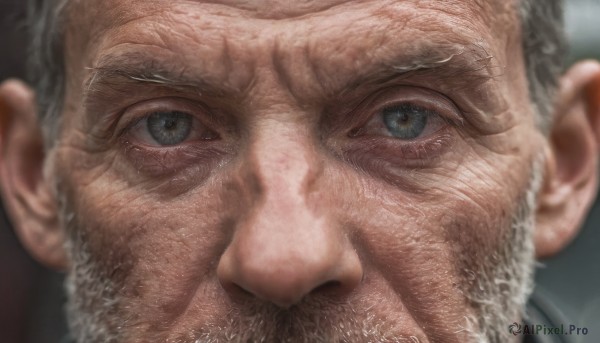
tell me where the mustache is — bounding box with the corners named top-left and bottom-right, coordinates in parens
top-left (174, 297), bottom-right (418, 343)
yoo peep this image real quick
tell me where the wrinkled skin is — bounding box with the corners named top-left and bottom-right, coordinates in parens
top-left (51, 0), bottom-right (538, 342)
top-left (5, 0), bottom-right (600, 342)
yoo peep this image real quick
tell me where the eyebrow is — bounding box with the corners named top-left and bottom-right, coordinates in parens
top-left (339, 43), bottom-right (501, 95)
top-left (82, 41), bottom-right (502, 111)
top-left (84, 55), bottom-right (216, 97)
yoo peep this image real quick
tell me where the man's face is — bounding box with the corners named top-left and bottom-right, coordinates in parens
top-left (51, 0), bottom-right (542, 342)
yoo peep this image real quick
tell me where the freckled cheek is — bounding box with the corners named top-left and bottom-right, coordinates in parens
top-left (349, 174), bottom-right (517, 300)
top-left (346, 199), bottom-right (472, 331)
top-left (65, 182), bottom-right (231, 315)
top-left (120, 143), bottom-right (228, 181)
top-left (444, 199), bottom-right (509, 245)
top-left (420, 158), bottom-right (526, 257)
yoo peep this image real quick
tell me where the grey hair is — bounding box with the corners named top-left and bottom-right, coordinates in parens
top-left (26, 0), bottom-right (567, 145)
top-left (519, 0), bottom-right (567, 134)
top-left (26, 0), bottom-right (69, 143)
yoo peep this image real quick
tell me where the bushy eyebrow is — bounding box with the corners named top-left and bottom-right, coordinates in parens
top-left (84, 55), bottom-right (215, 97)
top-left (82, 40), bottom-right (502, 113)
top-left (337, 43), bottom-right (500, 95)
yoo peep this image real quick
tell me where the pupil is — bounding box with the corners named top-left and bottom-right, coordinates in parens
top-left (398, 113), bottom-right (410, 124)
top-left (164, 119), bottom-right (177, 130)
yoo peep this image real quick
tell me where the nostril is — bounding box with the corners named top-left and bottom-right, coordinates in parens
top-left (235, 284), bottom-right (254, 297)
top-left (311, 280), bottom-right (342, 295)
top-left (221, 280), bottom-right (255, 302)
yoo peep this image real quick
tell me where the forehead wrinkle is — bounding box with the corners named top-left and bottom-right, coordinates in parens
top-left (73, 0), bottom-right (512, 115)
top-left (182, 0), bottom-right (359, 20)
top-left (288, 39), bottom-right (503, 106)
top-left (65, 0), bottom-right (516, 46)
top-left (262, 0), bottom-right (512, 103)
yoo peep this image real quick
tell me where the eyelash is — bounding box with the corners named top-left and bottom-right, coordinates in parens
top-left (349, 102), bottom-right (448, 139)
top-left (115, 101), bottom-right (227, 176)
top-left (121, 139), bottom-right (226, 176)
top-left (337, 93), bottom-right (459, 167)
top-left (345, 125), bottom-right (454, 162)
top-left (116, 89), bottom-right (458, 177)
top-left (126, 112), bottom-right (215, 146)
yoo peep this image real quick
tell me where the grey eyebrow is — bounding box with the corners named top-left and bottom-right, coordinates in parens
top-left (391, 44), bottom-right (498, 79)
top-left (84, 63), bottom-right (210, 97)
top-left (332, 43), bottom-right (501, 98)
top-left (82, 41), bottom-right (502, 110)
top-left (391, 50), bottom-right (465, 73)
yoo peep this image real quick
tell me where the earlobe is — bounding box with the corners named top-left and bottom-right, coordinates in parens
top-left (0, 79), bottom-right (68, 270)
top-left (535, 61), bottom-right (600, 258)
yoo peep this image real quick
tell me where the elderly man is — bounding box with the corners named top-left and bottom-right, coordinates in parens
top-left (0, 0), bottom-right (599, 342)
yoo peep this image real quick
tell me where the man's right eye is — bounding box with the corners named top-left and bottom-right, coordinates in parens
top-left (128, 110), bottom-right (219, 147)
top-left (147, 111), bottom-right (193, 146)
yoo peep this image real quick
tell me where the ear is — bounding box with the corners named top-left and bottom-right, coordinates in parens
top-left (535, 61), bottom-right (600, 258)
top-left (0, 79), bottom-right (67, 270)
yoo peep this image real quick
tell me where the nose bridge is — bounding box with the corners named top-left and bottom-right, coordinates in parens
top-left (217, 120), bottom-right (362, 307)
top-left (239, 119), bottom-right (328, 251)
top-left (253, 122), bottom-right (321, 206)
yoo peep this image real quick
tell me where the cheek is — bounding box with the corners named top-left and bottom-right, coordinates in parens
top-left (58, 159), bottom-right (236, 328)
top-left (343, 153), bottom-right (531, 326)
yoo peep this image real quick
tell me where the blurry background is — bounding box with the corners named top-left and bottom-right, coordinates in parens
top-left (530, 2), bottom-right (600, 342)
top-left (0, 2), bottom-right (69, 343)
top-left (0, 0), bottom-right (599, 342)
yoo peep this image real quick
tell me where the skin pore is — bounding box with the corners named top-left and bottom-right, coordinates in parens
top-left (57, 0), bottom-right (536, 341)
top-left (2, 0), bottom-right (600, 342)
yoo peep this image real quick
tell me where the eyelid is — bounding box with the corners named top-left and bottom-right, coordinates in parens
top-left (345, 86), bottom-right (461, 137)
top-left (114, 98), bottom-right (231, 177)
top-left (116, 97), bottom-right (219, 139)
top-left (367, 87), bottom-right (462, 123)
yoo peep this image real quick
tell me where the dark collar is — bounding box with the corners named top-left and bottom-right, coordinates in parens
top-left (522, 290), bottom-right (573, 343)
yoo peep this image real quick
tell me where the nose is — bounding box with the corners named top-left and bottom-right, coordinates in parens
top-left (217, 126), bottom-right (363, 308)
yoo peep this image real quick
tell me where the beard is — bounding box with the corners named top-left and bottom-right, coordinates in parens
top-left (458, 156), bottom-right (543, 343)
top-left (61, 158), bottom-right (542, 343)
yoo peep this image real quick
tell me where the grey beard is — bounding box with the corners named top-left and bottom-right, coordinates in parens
top-left (62, 159), bottom-right (542, 343)
top-left (460, 156), bottom-right (543, 343)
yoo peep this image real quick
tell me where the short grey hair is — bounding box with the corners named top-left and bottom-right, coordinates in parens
top-left (520, 0), bottom-right (567, 133)
top-left (26, 0), bottom-right (68, 143)
top-left (26, 0), bottom-right (566, 145)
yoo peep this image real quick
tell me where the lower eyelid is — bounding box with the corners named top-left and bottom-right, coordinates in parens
top-left (356, 110), bottom-right (448, 140)
top-left (120, 139), bottom-right (227, 176)
top-left (343, 125), bottom-right (454, 162)
top-left (125, 115), bottom-right (218, 147)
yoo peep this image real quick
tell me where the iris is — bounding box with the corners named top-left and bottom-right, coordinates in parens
top-left (382, 104), bottom-right (428, 139)
top-left (147, 111), bottom-right (193, 146)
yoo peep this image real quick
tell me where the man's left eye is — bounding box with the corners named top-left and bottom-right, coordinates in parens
top-left (352, 102), bottom-right (447, 140)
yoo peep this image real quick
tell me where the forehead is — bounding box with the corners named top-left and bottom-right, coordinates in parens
top-left (61, 0), bottom-right (523, 123)
top-left (64, 0), bottom-right (520, 76)
top-left (83, 0), bottom-right (508, 16)
top-left (66, 0), bottom-right (517, 39)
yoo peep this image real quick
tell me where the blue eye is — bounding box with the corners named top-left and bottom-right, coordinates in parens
top-left (382, 104), bottom-right (429, 139)
top-left (147, 111), bottom-right (192, 146)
